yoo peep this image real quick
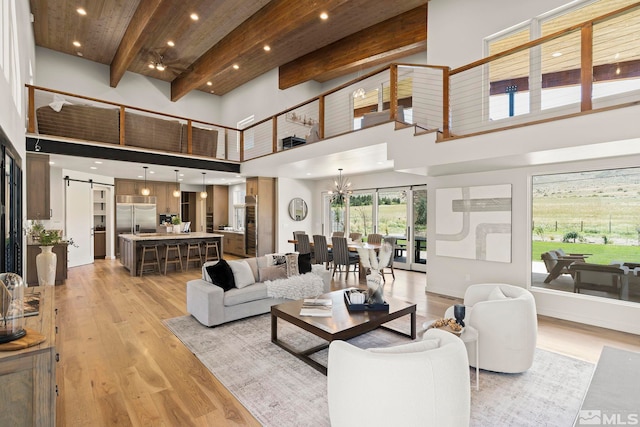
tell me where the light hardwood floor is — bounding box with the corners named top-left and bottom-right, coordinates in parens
top-left (54, 258), bottom-right (640, 426)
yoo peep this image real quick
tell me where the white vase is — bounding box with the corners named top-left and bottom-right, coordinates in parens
top-left (36, 246), bottom-right (57, 286)
top-left (174, 224), bottom-right (182, 233)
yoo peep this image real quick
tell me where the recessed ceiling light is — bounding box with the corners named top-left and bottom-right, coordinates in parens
top-left (233, 64), bottom-right (239, 70)
top-left (148, 63), bottom-right (155, 69)
top-left (320, 12), bottom-right (328, 20)
top-left (77, 8), bottom-right (87, 15)
top-left (190, 13), bottom-right (199, 21)
top-left (76, 52), bottom-right (83, 57)
top-left (149, 170), bottom-right (155, 174)
top-left (167, 40), bottom-right (175, 47)
top-left (221, 178), bottom-right (226, 181)
top-left (49, 161), bottom-right (55, 165)
top-left (306, 173), bottom-right (311, 176)
top-left (235, 175), bottom-right (242, 178)
top-left (263, 45), bottom-right (271, 52)
top-left (73, 41), bottom-right (81, 47)
top-left (94, 161), bottom-right (102, 164)
top-left (155, 63), bottom-right (165, 71)
top-left (210, 90), bottom-right (215, 94)
top-left (137, 175), bottom-right (143, 178)
top-left (551, 52), bottom-right (562, 58)
top-left (206, 81), bottom-right (212, 86)
top-left (90, 166), bottom-right (97, 170)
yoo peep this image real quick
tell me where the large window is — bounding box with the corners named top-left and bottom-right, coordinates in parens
top-left (486, 0), bottom-right (640, 121)
top-left (531, 167), bottom-right (640, 303)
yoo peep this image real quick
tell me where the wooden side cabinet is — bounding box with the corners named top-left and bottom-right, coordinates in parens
top-left (0, 286), bottom-right (56, 426)
top-left (27, 153), bottom-right (51, 220)
top-left (26, 243), bottom-right (68, 286)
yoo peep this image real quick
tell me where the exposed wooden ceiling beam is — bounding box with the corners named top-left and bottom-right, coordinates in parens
top-left (170, 0), bottom-right (351, 101)
top-left (109, 0), bottom-right (166, 88)
top-left (279, 5), bottom-right (427, 89)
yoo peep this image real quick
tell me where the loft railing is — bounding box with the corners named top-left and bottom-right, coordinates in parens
top-left (25, 1), bottom-right (640, 162)
top-left (26, 85), bottom-right (240, 162)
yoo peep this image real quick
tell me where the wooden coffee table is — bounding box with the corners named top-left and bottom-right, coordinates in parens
top-left (271, 289), bottom-right (417, 375)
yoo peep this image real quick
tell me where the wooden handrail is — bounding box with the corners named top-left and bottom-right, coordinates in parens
top-left (451, 1), bottom-right (640, 76)
top-left (25, 84), bottom-right (239, 132)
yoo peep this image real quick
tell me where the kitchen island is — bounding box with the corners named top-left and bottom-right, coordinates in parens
top-left (119, 232), bottom-right (224, 276)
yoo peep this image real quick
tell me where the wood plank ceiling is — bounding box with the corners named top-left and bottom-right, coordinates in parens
top-left (29, 0), bottom-right (428, 100)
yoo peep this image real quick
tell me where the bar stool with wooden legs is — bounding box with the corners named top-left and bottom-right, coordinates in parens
top-left (185, 241), bottom-right (203, 270)
top-left (139, 243), bottom-right (161, 276)
top-left (163, 242), bottom-right (183, 275)
top-left (202, 240), bottom-right (221, 263)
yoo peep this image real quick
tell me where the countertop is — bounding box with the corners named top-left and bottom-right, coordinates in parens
top-left (217, 230), bottom-right (245, 235)
top-left (118, 232), bottom-right (223, 241)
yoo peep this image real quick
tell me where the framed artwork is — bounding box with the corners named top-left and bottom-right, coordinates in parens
top-left (435, 184), bottom-right (512, 262)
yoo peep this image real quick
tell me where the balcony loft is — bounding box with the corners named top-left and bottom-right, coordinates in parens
top-left (25, 2), bottom-right (640, 180)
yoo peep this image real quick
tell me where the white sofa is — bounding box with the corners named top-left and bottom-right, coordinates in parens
top-left (187, 256), bottom-right (332, 327)
top-left (327, 328), bottom-right (470, 427)
top-left (445, 283), bottom-right (537, 373)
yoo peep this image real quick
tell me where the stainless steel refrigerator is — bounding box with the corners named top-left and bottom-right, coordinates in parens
top-left (116, 195), bottom-right (157, 236)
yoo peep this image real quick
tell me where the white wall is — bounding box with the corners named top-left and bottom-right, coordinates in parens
top-left (426, 153), bottom-right (640, 335)
top-left (276, 178), bottom-right (315, 252)
top-left (427, 0), bottom-right (569, 67)
top-left (35, 47), bottom-right (221, 124)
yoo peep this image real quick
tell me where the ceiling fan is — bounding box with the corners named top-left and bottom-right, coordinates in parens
top-left (144, 48), bottom-right (187, 75)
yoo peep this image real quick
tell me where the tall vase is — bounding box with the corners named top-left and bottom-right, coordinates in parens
top-left (36, 246), bottom-right (57, 286)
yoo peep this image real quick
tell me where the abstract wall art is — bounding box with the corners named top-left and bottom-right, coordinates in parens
top-left (435, 184), bottom-right (512, 262)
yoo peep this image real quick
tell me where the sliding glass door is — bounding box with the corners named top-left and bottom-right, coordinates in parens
top-left (321, 186), bottom-right (427, 272)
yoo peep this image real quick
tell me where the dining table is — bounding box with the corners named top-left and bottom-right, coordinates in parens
top-left (287, 238), bottom-right (382, 283)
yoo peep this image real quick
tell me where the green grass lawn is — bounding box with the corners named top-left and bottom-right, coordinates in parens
top-left (532, 241), bottom-right (640, 264)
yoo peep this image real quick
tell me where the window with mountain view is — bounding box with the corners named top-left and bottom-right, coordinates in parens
top-left (531, 167), bottom-right (640, 303)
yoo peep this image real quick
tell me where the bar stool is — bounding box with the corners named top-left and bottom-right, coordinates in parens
top-left (202, 240), bottom-right (221, 263)
top-left (185, 241), bottom-right (203, 270)
top-left (139, 244), bottom-right (161, 276)
top-left (163, 242), bottom-right (183, 275)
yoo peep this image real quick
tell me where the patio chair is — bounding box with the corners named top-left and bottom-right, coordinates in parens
top-left (541, 251), bottom-right (581, 283)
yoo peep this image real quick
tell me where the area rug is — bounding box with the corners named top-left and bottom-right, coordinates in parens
top-left (164, 314), bottom-right (594, 427)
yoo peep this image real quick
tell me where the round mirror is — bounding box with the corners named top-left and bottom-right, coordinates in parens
top-left (288, 198), bottom-right (308, 221)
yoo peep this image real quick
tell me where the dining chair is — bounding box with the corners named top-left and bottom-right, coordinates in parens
top-left (296, 233), bottom-right (313, 258)
top-left (380, 236), bottom-right (396, 281)
top-left (313, 235), bottom-right (333, 270)
top-left (348, 232), bottom-right (362, 242)
top-left (292, 230), bottom-right (305, 252)
top-left (366, 233), bottom-right (383, 244)
top-left (331, 231), bottom-right (344, 238)
top-left (331, 236), bottom-right (359, 278)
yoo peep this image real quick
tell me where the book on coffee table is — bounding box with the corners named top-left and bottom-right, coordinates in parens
top-left (300, 299), bottom-right (333, 317)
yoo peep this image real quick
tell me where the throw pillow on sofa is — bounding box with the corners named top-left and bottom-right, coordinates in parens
top-left (298, 252), bottom-right (312, 274)
top-left (228, 260), bottom-right (255, 289)
top-left (259, 264), bottom-right (287, 281)
top-left (285, 253), bottom-right (299, 277)
top-left (205, 259), bottom-right (236, 291)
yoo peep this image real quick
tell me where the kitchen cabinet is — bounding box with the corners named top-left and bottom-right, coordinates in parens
top-left (245, 177), bottom-right (275, 256)
top-left (116, 179), bottom-right (179, 214)
top-left (218, 231), bottom-right (244, 256)
top-left (206, 185), bottom-right (229, 224)
top-left (0, 286), bottom-right (57, 426)
top-left (27, 153), bottom-right (51, 220)
top-left (155, 182), bottom-right (180, 214)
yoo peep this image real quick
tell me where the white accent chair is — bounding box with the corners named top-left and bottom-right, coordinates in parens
top-left (445, 283), bottom-right (537, 374)
top-left (327, 329), bottom-right (470, 427)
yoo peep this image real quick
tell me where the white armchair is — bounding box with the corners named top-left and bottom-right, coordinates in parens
top-left (327, 329), bottom-right (470, 427)
top-left (445, 283), bottom-right (537, 373)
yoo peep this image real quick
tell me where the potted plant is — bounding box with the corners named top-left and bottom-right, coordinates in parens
top-left (172, 216), bottom-right (182, 233)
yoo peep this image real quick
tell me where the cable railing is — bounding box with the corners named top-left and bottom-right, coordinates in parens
top-left (26, 85), bottom-right (239, 162)
top-left (25, 1), bottom-right (640, 163)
